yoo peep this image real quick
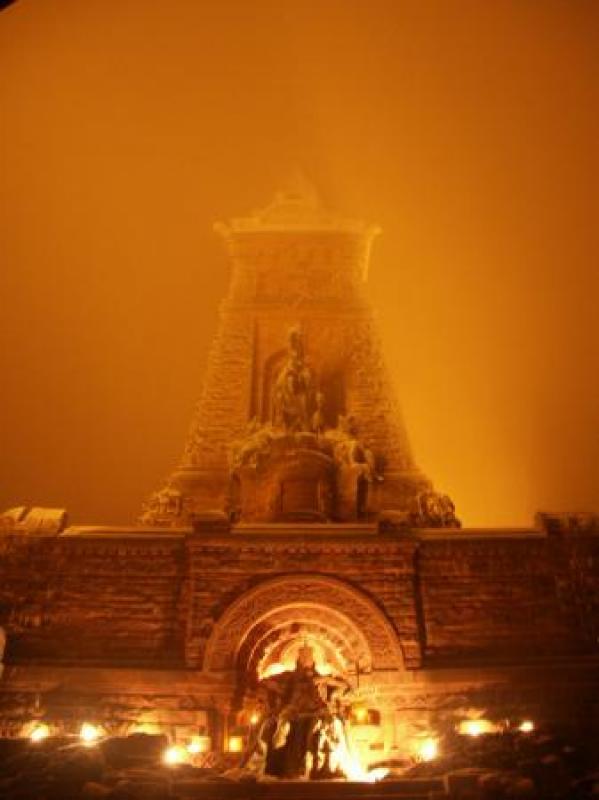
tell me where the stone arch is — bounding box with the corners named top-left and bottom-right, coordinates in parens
top-left (203, 574), bottom-right (404, 673)
top-left (240, 604), bottom-right (370, 677)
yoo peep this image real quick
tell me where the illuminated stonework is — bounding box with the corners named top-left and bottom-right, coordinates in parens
top-left (0, 189), bottom-right (598, 777)
top-left (141, 185), bottom-right (457, 528)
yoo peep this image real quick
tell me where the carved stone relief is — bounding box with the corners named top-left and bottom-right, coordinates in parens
top-left (203, 575), bottom-right (404, 673)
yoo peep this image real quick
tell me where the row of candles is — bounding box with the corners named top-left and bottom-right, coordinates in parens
top-left (414, 719), bottom-right (535, 764)
top-left (23, 715), bottom-right (536, 767)
top-left (26, 722), bottom-right (222, 761)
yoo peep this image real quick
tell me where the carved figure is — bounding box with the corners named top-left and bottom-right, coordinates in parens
top-left (0, 507), bottom-right (67, 535)
top-left (246, 643), bottom-right (351, 779)
top-left (228, 330), bottom-right (392, 522)
top-left (327, 415), bottom-right (379, 483)
top-left (139, 484), bottom-right (183, 525)
top-left (229, 419), bottom-right (275, 469)
top-left (272, 327), bottom-right (315, 432)
top-left (536, 512), bottom-right (599, 536)
top-left (311, 391), bottom-right (325, 435)
top-left (413, 490), bottom-right (460, 528)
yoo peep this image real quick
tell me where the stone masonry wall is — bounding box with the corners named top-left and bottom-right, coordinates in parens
top-left (182, 532), bottom-right (422, 670)
top-left (0, 527), bottom-right (598, 673)
top-left (0, 534), bottom-right (185, 666)
top-left (182, 310), bottom-right (255, 472)
top-left (418, 533), bottom-right (599, 664)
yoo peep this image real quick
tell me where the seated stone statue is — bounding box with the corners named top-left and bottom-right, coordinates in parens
top-left (246, 644), bottom-right (351, 780)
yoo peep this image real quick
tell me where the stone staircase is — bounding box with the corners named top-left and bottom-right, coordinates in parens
top-left (172, 779), bottom-right (447, 800)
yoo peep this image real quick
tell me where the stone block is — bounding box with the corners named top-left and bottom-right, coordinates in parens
top-left (101, 734), bottom-right (168, 769)
top-left (445, 768), bottom-right (488, 799)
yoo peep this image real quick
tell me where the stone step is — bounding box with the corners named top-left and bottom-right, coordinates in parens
top-left (173, 779), bottom-right (446, 800)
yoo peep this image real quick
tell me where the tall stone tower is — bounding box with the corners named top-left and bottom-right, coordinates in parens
top-left (141, 184), bottom-right (457, 528)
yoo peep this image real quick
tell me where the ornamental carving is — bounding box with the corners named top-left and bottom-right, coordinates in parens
top-left (380, 490), bottom-right (460, 530)
top-left (228, 328), bottom-right (384, 523)
top-left (536, 512), bottom-right (599, 536)
top-left (203, 575), bottom-right (404, 673)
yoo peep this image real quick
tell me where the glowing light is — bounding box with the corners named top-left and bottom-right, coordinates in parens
top-left (366, 768), bottom-right (389, 783)
top-left (519, 720), bottom-right (534, 733)
top-left (457, 719), bottom-right (497, 737)
top-left (329, 717), bottom-right (387, 782)
top-left (129, 722), bottom-right (161, 735)
top-left (29, 724), bottom-right (50, 743)
top-left (187, 735), bottom-right (211, 754)
top-left (316, 662), bottom-right (333, 676)
top-left (249, 713), bottom-right (260, 726)
top-left (163, 745), bottom-right (188, 765)
top-left (79, 723), bottom-right (102, 745)
top-left (353, 706), bottom-right (368, 724)
top-left (228, 735), bottom-right (244, 753)
top-left (260, 661), bottom-right (292, 679)
top-left (417, 737), bottom-right (439, 762)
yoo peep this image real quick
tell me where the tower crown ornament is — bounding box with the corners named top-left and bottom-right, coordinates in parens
top-left (140, 189), bottom-right (458, 529)
top-left (215, 176), bottom-right (379, 237)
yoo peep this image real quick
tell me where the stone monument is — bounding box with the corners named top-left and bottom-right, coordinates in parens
top-left (0, 186), bottom-right (597, 777)
top-left (140, 183), bottom-right (457, 529)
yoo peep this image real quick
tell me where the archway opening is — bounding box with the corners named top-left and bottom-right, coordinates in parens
top-left (203, 576), bottom-right (405, 778)
top-left (237, 602), bottom-right (373, 684)
top-left (233, 606), bottom-right (384, 781)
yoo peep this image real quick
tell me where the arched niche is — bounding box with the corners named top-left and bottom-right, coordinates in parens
top-left (203, 575), bottom-right (404, 675)
top-left (259, 348), bottom-right (346, 430)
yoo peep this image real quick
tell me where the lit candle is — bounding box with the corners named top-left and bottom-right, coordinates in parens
top-left (163, 744), bottom-right (188, 765)
top-left (79, 723), bottom-right (102, 745)
top-left (187, 735), bottom-right (211, 754)
top-left (519, 720), bottom-right (534, 733)
top-left (29, 723), bottom-right (50, 743)
top-left (417, 737), bottom-right (438, 762)
top-left (228, 735), bottom-right (243, 753)
top-left (458, 719), bottom-right (496, 737)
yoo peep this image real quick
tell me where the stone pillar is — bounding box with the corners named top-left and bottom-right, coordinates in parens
top-left (209, 706), bottom-right (227, 756)
top-left (375, 530), bottom-right (424, 669)
top-left (183, 517), bottom-right (231, 669)
top-left (540, 512), bottom-right (599, 649)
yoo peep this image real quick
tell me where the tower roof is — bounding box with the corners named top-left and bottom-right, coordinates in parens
top-left (215, 177), bottom-right (381, 238)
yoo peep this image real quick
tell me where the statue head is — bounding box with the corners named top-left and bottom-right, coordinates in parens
top-left (296, 642), bottom-right (315, 670)
top-left (287, 325), bottom-right (304, 360)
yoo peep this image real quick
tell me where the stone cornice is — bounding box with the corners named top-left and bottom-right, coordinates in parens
top-left (5, 523), bottom-right (592, 561)
top-left (186, 537), bottom-right (416, 559)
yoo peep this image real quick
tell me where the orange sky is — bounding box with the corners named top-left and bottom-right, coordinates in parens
top-left (0, 0), bottom-right (597, 527)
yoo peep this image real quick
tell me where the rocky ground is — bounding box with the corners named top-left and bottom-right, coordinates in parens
top-left (385, 726), bottom-right (599, 799)
top-left (0, 730), bottom-right (597, 800)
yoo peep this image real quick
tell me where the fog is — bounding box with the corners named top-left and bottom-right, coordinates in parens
top-left (1, 0), bottom-right (597, 527)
